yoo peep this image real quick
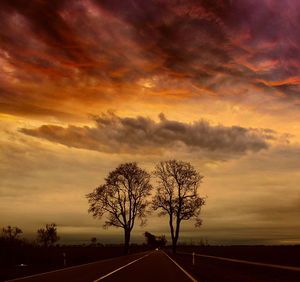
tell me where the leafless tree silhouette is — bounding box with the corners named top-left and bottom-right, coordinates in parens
top-left (37, 223), bottom-right (59, 247)
top-left (152, 160), bottom-right (205, 253)
top-left (2, 226), bottom-right (22, 240)
top-left (86, 162), bottom-right (152, 254)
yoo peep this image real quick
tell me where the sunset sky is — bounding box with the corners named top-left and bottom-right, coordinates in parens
top-left (1, 0), bottom-right (300, 245)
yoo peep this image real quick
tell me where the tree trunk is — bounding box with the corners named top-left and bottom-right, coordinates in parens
top-left (169, 216), bottom-right (177, 254)
top-left (172, 239), bottom-right (177, 254)
top-left (172, 220), bottom-right (180, 254)
top-left (124, 228), bottom-right (131, 255)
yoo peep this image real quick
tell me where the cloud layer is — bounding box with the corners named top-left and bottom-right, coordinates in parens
top-left (0, 0), bottom-right (300, 118)
top-left (21, 113), bottom-right (270, 158)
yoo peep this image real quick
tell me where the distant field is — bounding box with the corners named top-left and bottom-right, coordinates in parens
top-left (170, 246), bottom-right (300, 282)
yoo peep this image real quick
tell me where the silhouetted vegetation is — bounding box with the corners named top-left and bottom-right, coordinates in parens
top-left (144, 231), bottom-right (167, 248)
top-left (152, 160), bottom-right (205, 253)
top-left (86, 162), bottom-right (152, 254)
top-left (90, 237), bottom-right (97, 246)
top-left (2, 226), bottom-right (23, 241)
top-left (37, 223), bottom-right (59, 247)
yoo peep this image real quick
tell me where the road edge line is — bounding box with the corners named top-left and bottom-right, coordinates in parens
top-left (162, 251), bottom-right (198, 282)
top-left (93, 251), bottom-right (153, 281)
top-left (178, 252), bottom-right (300, 272)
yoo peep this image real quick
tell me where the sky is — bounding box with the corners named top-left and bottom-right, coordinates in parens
top-left (0, 0), bottom-right (300, 245)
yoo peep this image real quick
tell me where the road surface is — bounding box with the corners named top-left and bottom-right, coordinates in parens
top-left (7, 250), bottom-right (196, 282)
top-left (180, 252), bottom-right (300, 272)
top-left (173, 252), bottom-right (300, 282)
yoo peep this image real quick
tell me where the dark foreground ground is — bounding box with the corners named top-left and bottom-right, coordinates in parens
top-left (3, 250), bottom-right (193, 282)
top-left (0, 244), bottom-right (149, 281)
top-left (176, 245), bottom-right (300, 267)
top-left (169, 246), bottom-right (300, 282)
top-left (1, 245), bottom-right (300, 281)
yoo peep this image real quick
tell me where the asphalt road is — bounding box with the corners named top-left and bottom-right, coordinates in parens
top-left (180, 252), bottom-right (300, 272)
top-left (172, 252), bottom-right (300, 282)
top-left (6, 250), bottom-right (196, 282)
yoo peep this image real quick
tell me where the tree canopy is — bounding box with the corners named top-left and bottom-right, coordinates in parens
top-left (87, 162), bottom-right (152, 254)
top-left (37, 223), bottom-right (59, 247)
top-left (152, 160), bottom-right (205, 253)
top-left (2, 226), bottom-right (22, 241)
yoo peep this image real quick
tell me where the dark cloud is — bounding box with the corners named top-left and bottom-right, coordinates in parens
top-left (207, 194), bottom-right (300, 232)
top-left (20, 113), bottom-right (270, 158)
top-left (254, 198), bottom-right (300, 222)
top-left (208, 194), bottom-right (300, 221)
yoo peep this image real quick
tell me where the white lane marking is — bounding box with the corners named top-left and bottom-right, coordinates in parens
top-left (162, 251), bottom-right (198, 282)
top-left (6, 251), bottom-right (150, 282)
top-left (93, 251), bottom-right (153, 281)
top-left (179, 252), bottom-right (300, 272)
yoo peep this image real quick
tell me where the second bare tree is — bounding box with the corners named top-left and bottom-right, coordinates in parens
top-left (152, 160), bottom-right (205, 254)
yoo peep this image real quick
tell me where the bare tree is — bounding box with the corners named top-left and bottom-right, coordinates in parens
top-left (152, 160), bottom-right (205, 253)
top-left (37, 223), bottom-right (59, 247)
top-left (2, 226), bottom-right (22, 240)
top-left (86, 162), bottom-right (152, 254)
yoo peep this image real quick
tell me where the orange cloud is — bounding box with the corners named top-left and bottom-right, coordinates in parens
top-left (0, 0), bottom-right (300, 121)
top-left (192, 85), bottom-right (219, 96)
top-left (259, 77), bottom-right (300, 86)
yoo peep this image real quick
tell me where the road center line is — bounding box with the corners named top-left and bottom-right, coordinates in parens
top-left (162, 251), bottom-right (198, 282)
top-left (93, 251), bottom-right (153, 281)
top-left (178, 252), bottom-right (300, 272)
